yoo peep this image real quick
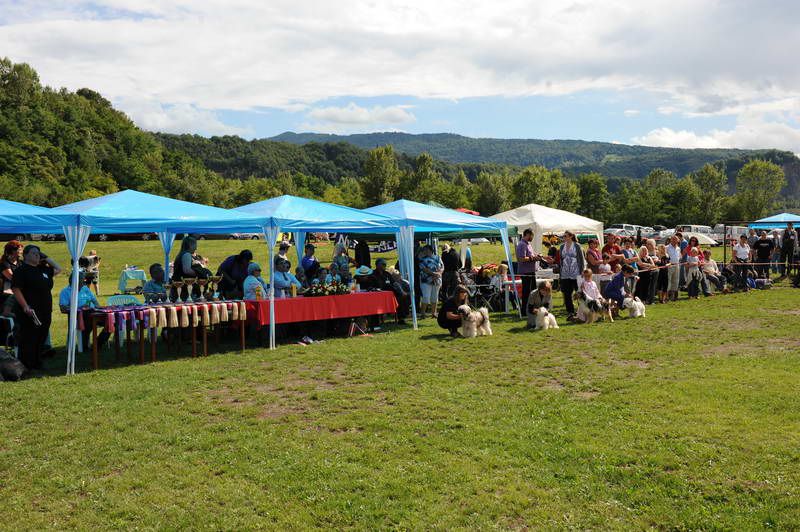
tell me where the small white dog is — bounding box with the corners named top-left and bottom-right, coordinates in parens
top-left (457, 305), bottom-right (493, 338)
top-left (622, 296), bottom-right (646, 318)
top-left (533, 306), bottom-right (559, 330)
top-left (574, 292), bottom-right (613, 324)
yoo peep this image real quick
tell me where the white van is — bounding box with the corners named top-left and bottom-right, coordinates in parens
top-left (714, 224), bottom-right (748, 242)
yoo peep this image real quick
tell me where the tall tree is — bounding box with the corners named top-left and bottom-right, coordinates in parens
top-left (474, 172), bottom-right (513, 215)
top-left (577, 172), bottom-right (611, 223)
top-left (361, 145), bottom-right (401, 206)
top-left (690, 163), bottom-right (728, 225)
top-left (734, 159), bottom-right (785, 220)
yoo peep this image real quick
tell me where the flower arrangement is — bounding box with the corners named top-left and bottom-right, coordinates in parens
top-left (305, 281), bottom-right (351, 297)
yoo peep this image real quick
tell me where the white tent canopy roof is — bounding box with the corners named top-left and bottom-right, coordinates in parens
top-left (491, 203), bottom-right (604, 247)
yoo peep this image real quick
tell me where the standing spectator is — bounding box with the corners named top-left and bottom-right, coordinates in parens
top-left (602, 235), bottom-right (625, 269)
top-left (1, 240), bottom-right (22, 307)
top-left (354, 239), bottom-right (371, 269)
top-left (418, 245), bottom-right (444, 319)
top-left (554, 231), bottom-right (584, 321)
top-left (516, 228), bottom-right (540, 308)
top-left (747, 228), bottom-right (759, 248)
top-left (684, 247), bottom-right (703, 299)
top-left (634, 245), bottom-right (657, 303)
top-left (11, 245), bottom-right (54, 371)
top-left (751, 231), bottom-right (774, 279)
top-left (733, 234), bottom-right (751, 290)
top-left (656, 244), bottom-right (670, 303)
top-left (666, 235), bottom-right (682, 301)
top-left (441, 243), bottom-right (462, 301)
top-left (585, 238), bottom-right (603, 273)
top-left (780, 222), bottom-right (797, 278)
top-left (621, 238), bottom-right (639, 294)
top-left (770, 230), bottom-right (782, 275)
top-left (274, 242), bottom-right (291, 267)
top-left (85, 249), bottom-right (101, 295)
top-left (216, 249), bottom-right (253, 299)
top-left (301, 243), bottom-right (320, 279)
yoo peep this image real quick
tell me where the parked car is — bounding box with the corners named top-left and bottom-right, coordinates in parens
top-left (0, 233), bottom-right (42, 241)
top-left (608, 223), bottom-right (638, 234)
top-left (675, 225), bottom-right (720, 245)
top-left (714, 224), bottom-right (748, 243)
top-left (175, 233), bottom-right (236, 241)
top-left (604, 228), bottom-right (633, 239)
top-left (232, 233), bottom-right (261, 240)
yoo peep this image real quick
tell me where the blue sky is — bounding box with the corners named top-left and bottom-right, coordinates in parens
top-left (1, 1), bottom-right (798, 151)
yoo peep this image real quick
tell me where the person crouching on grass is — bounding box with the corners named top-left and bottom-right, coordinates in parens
top-left (438, 285), bottom-right (469, 337)
top-left (603, 264), bottom-right (636, 316)
top-left (526, 280), bottom-right (553, 329)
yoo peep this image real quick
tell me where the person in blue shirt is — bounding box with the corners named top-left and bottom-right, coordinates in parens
top-left (603, 264), bottom-right (636, 308)
top-left (301, 244), bottom-right (320, 279)
top-left (142, 263), bottom-right (167, 303)
top-left (59, 272), bottom-right (109, 350)
top-left (243, 262), bottom-right (270, 300)
top-left (272, 259), bottom-right (305, 297)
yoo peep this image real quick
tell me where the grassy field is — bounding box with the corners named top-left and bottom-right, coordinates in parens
top-left (2, 240), bottom-right (798, 529)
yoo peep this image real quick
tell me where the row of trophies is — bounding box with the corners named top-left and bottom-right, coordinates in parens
top-left (144, 275), bottom-right (223, 304)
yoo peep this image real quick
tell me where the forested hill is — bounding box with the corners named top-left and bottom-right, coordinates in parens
top-left (270, 131), bottom-right (776, 179)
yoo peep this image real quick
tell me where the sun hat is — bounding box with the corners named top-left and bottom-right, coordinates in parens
top-left (355, 265), bottom-right (373, 276)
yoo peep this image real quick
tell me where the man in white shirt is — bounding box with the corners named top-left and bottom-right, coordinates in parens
top-left (665, 235), bottom-right (682, 300)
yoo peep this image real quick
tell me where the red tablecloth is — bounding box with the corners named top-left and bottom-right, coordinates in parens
top-left (246, 291), bottom-right (398, 326)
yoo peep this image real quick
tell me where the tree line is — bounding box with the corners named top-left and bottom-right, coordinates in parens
top-left (0, 57), bottom-right (789, 227)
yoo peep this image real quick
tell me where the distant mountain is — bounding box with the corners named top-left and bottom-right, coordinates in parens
top-left (269, 131), bottom-right (780, 179)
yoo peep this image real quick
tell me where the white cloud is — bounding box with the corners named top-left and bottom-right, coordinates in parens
top-left (117, 98), bottom-right (252, 136)
top-left (307, 103), bottom-right (415, 126)
top-left (623, 109), bottom-right (640, 117)
top-left (632, 112), bottom-right (800, 154)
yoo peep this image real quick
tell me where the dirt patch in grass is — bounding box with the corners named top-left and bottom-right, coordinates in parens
top-left (614, 359), bottom-right (651, 368)
top-left (575, 390), bottom-right (601, 400)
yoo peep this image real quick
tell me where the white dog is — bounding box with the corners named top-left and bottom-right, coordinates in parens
top-left (533, 306), bottom-right (559, 330)
top-left (574, 292), bottom-right (613, 324)
top-left (622, 296), bottom-right (646, 318)
top-left (457, 305), bottom-right (493, 338)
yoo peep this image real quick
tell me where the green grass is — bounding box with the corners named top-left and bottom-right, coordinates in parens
top-left (2, 240), bottom-right (798, 529)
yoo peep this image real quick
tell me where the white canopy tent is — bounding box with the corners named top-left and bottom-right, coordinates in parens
top-left (491, 203), bottom-right (604, 248)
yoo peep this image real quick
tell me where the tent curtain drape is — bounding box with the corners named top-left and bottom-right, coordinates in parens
top-left (158, 231), bottom-right (175, 280)
top-left (396, 226), bottom-right (418, 330)
top-left (293, 231), bottom-right (306, 266)
top-left (499, 227), bottom-right (521, 318)
top-left (262, 225), bottom-right (280, 349)
top-left (64, 224), bottom-right (91, 375)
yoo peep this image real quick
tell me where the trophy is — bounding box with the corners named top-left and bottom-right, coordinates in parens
top-left (184, 278), bottom-right (196, 303)
top-left (163, 282), bottom-right (173, 303)
top-left (196, 279), bottom-right (208, 301)
top-left (209, 275), bottom-right (222, 300)
top-left (172, 280), bottom-right (184, 302)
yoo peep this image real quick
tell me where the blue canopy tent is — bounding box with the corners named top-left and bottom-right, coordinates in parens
top-left (363, 200), bottom-right (517, 318)
top-left (749, 212), bottom-right (800, 230)
top-left (235, 195), bottom-right (399, 347)
top-left (0, 199), bottom-right (78, 234)
top-left (54, 190), bottom-right (267, 374)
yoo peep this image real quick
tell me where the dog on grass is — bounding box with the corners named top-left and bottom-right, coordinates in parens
top-left (533, 306), bottom-right (559, 330)
top-left (457, 305), bottom-right (493, 338)
top-left (621, 296), bottom-right (646, 318)
top-left (574, 292), bottom-right (613, 323)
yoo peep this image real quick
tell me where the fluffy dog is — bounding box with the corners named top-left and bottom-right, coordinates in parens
top-left (533, 306), bottom-right (559, 330)
top-left (574, 292), bottom-right (613, 323)
top-left (457, 305), bottom-right (493, 338)
top-left (622, 296), bottom-right (646, 318)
